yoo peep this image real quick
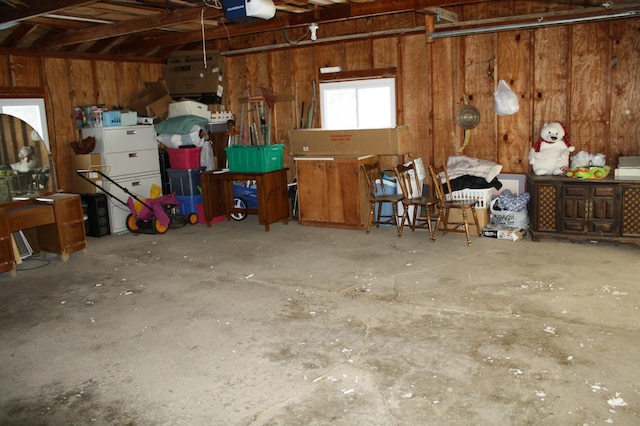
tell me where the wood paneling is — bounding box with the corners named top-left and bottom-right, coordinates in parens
top-left (10, 55), bottom-right (41, 87)
top-left (497, 30), bottom-right (531, 173)
top-left (227, 17), bottom-right (639, 183)
top-left (0, 9), bottom-right (638, 196)
top-left (570, 22), bottom-right (610, 157)
top-left (2, 54), bottom-right (163, 192)
top-left (609, 18), bottom-right (640, 165)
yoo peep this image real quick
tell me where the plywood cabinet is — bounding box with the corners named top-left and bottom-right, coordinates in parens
top-left (527, 174), bottom-right (640, 246)
top-left (295, 155), bottom-right (377, 230)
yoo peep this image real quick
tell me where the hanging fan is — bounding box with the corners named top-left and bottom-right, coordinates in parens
top-left (455, 97), bottom-right (480, 152)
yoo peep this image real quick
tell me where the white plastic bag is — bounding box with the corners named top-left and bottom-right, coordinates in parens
top-left (493, 80), bottom-right (519, 116)
top-left (200, 141), bottom-right (215, 171)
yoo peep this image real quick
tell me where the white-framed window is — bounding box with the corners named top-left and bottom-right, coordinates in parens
top-left (320, 77), bottom-right (396, 130)
top-left (0, 98), bottom-right (50, 151)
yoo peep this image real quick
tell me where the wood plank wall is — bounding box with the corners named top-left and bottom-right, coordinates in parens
top-left (0, 51), bottom-right (164, 192)
top-left (0, 11), bottom-right (638, 192)
top-left (219, 15), bottom-right (640, 183)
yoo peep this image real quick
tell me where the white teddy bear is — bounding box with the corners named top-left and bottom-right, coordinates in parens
top-left (10, 146), bottom-right (37, 173)
top-left (528, 122), bottom-right (575, 176)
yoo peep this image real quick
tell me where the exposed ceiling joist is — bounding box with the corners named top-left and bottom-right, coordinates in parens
top-left (40, 6), bottom-right (222, 48)
top-left (1, 0), bottom-right (98, 25)
top-left (0, 0), bottom-right (638, 59)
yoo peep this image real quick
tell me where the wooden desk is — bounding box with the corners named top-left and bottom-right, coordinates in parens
top-left (0, 194), bottom-right (87, 276)
top-left (200, 169), bottom-right (289, 232)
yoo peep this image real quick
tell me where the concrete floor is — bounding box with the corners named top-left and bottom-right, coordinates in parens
top-left (0, 216), bottom-right (638, 425)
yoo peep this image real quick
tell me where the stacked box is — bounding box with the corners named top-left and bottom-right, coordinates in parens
top-left (167, 168), bottom-right (203, 196)
top-left (166, 147), bottom-right (202, 169)
top-left (225, 144), bottom-right (284, 173)
top-left (102, 111), bottom-right (122, 127)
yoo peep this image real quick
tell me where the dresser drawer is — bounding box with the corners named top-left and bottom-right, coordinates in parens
top-left (83, 125), bottom-right (156, 154)
top-left (104, 149), bottom-right (160, 177)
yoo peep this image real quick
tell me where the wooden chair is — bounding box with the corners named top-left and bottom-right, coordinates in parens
top-left (394, 160), bottom-right (438, 238)
top-left (428, 162), bottom-right (482, 246)
top-left (361, 161), bottom-right (404, 236)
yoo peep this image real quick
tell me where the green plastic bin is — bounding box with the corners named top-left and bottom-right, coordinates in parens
top-left (225, 144), bottom-right (284, 173)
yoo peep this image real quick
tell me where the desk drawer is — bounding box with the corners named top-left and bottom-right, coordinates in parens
top-left (105, 149), bottom-right (159, 177)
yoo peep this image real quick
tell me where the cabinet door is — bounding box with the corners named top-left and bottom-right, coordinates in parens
top-left (561, 184), bottom-right (589, 232)
top-left (330, 159), bottom-right (365, 226)
top-left (620, 184), bottom-right (640, 237)
top-left (589, 185), bottom-right (617, 234)
top-left (296, 158), bottom-right (366, 227)
top-left (296, 160), bottom-right (331, 224)
top-left (561, 183), bottom-right (617, 234)
top-left (529, 180), bottom-right (559, 232)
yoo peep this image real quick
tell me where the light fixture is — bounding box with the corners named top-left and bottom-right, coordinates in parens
top-left (429, 9), bottom-right (639, 39)
top-left (309, 22), bottom-right (319, 41)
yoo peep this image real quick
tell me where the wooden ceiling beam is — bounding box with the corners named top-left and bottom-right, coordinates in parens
top-left (114, 1), bottom-right (490, 53)
top-left (0, 0), bottom-right (99, 25)
top-left (0, 22), bottom-right (37, 47)
top-left (39, 6), bottom-right (223, 48)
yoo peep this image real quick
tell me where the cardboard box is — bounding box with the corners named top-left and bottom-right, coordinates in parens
top-left (164, 50), bottom-right (225, 99)
top-left (129, 81), bottom-right (173, 119)
top-left (482, 224), bottom-right (528, 241)
top-left (289, 126), bottom-right (410, 156)
top-left (71, 154), bottom-right (107, 194)
top-left (169, 100), bottom-right (210, 119)
top-left (446, 207), bottom-right (489, 234)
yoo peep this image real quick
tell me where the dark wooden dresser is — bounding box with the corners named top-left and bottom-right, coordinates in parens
top-left (527, 174), bottom-right (640, 247)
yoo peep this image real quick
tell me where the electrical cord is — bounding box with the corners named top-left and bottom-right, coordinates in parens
top-left (277, 15), bottom-right (310, 45)
top-left (16, 256), bottom-right (52, 271)
top-left (202, 0), bottom-right (222, 8)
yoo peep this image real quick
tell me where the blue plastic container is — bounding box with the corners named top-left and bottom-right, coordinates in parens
top-left (175, 194), bottom-right (202, 216)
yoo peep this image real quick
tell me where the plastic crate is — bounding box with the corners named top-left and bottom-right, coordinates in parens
top-left (175, 194), bottom-right (202, 216)
top-left (447, 187), bottom-right (493, 208)
top-left (167, 167), bottom-right (203, 196)
top-left (102, 111), bottom-right (122, 127)
top-left (166, 147), bottom-right (202, 169)
top-left (225, 144), bottom-right (284, 173)
top-left (233, 184), bottom-right (258, 209)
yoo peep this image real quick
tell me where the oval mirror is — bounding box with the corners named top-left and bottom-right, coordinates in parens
top-left (0, 113), bottom-right (51, 201)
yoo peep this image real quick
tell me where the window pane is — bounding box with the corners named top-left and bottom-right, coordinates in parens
top-left (357, 86), bottom-right (392, 129)
top-left (323, 88), bottom-right (357, 129)
top-left (320, 78), bottom-right (395, 130)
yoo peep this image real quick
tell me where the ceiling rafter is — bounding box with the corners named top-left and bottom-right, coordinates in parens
top-left (39, 6), bottom-right (223, 48)
top-left (0, 0), bottom-right (638, 59)
top-left (0, 0), bottom-right (99, 25)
